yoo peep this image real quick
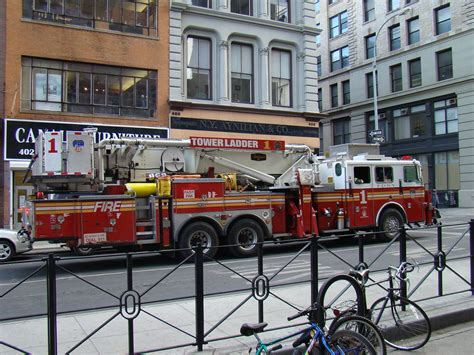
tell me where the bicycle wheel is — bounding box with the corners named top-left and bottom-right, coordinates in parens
top-left (328, 315), bottom-right (387, 354)
top-left (328, 329), bottom-right (376, 355)
top-left (370, 296), bottom-right (431, 350)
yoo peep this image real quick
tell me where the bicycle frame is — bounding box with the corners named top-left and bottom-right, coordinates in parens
top-left (254, 322), bottom-right (334, 355)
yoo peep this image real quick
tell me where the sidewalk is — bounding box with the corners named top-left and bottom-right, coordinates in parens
top-left (1, 258), bottom-right (473, 354)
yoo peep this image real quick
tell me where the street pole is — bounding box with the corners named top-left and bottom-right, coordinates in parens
top-left (372, 7), bottom-right (411, 134)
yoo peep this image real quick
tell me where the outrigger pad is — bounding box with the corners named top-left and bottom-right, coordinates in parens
top-left (240, 322), bottom-right (268, 336)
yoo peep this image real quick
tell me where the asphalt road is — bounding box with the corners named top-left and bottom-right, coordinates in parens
top-left (0, 211), bottom-right (471, 321)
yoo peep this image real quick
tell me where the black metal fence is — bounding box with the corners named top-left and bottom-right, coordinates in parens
top-left (1, 220), bottom-right (473, 354)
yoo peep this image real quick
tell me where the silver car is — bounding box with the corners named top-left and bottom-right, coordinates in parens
top-left (0, 228), bottom-right (33, 262)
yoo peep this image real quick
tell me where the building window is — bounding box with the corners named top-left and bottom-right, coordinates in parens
top-left (271, 49), bottom-right (291, 107)
top-left (316, 29), bottom-right (321, 46)
top-left (434, 151), bottom-right (460, 191)
top-left (437, 49), bottom-right (453, 81)
top-left (366, 72), bottom-right (377, 99)
top-left (389, 24), bottom-right (401, 51)
top-left (231, 43), bottom-right (253, 103)
top-left (21, 57), bottom-right (156, 117)
top-left (330, 83), bottom-right (338, 108)
top-left (27, 0), bottom-right (158, 35)
top-left (408, 58), bottom-right (421, 88)
top-left (317, 88), bottom-right (322, 111)
top-left (270, 0), bottom-right (289, 22)
top-left (435, 4), bottom-right (451, 35)
top-left (187, 36), bottom-right (212, 100)
top-left (388, 0), bottom-right (400, 12)
top-left (342, 80), bottom-right (350, 105)
top-left (333, 119), bottom-right (351, 145)
top-left (315, 0), bottom-right (320, 12)
top-left (329, 11), bottom-right (348, 38)
top-left (365, 34), bottom-right (376, 59)
top-left (407, 17), bottom-right (420, 45)
top-left (393, 104), bottom-right (427, 140)
top-left (330, 46), bottom-right (349, 72)
top-left (316, 56), bottom-right (321, 76)
top-left (231, 0), bottom-right (251, 15)
top-left (364, 0), bottom-right (375, 22)
top-left (192, 0), bottom-right (212, 7)
top-left (390, 64), bottom-right (402, 92)
top-left (434, 99), bottom-right (458, 135)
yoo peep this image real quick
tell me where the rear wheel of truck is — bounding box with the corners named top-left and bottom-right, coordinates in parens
top-left (377, 208), bottom-right (404, 242)
top-left (227, 219), bottom-right (263, 258)
top-left (73, 246), bottom-right (96, 256)
top-left (178, 222), bottom-right (219, 260)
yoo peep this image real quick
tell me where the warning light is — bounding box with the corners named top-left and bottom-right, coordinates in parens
top-left (36, 192), bottom-right (45, 199)
top-left (400, 156), bottom-right (413, 160)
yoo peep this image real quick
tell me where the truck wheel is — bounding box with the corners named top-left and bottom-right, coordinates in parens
top-left (0, 240), bottom-right (15, 262)
top-left (178, 222), bottom-right (218, 260)
top-left (378, 209), bottom-right (404, 242)
top-left (227, 219), bottom-right (263, 257)
top-left (73, 246), bottom-right (96, 256)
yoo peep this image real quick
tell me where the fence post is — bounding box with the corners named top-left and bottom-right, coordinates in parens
top-left (256, 243), bottom-right (265, 323)
top-left (437, 225), bottom-right (443, 296)
top-left (358, 233), bottom-right (365, 267)
top-left (195, 245), bottom-right (204, 351)
top-left (310, 235), bottom-right (319, 305)
top-left (399, 226), bottom-right (407, 302)
top-left (470, 219), bottom-right (474, 296)
top-left (126, 254), bottom-right (134, 354)
top-left (47, 253), bottom-right (57, 355)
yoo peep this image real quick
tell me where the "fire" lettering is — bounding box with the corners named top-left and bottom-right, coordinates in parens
top-left (93, 201), bottom-right (122, 212)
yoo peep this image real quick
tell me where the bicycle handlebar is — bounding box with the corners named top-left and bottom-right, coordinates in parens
top-left (389, 261), bottom-right (416, 280)
top-left (287, 303), bottom-right (320, 321)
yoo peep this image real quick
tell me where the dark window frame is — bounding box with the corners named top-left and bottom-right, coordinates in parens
top-left (408, 58), bottom-right (421, 88)
top-left (364, 0), bottom-right (375, 22)
top-left (365, 33), bottom-right (376, 59)
top-left (435, 4), bottom-right (451, 35)
top-left (434, 99), bottom-right (458, 135)
top-left (329, 11), bottom-right (348, 38)
top-left (389, 24), bottom-right (401, 51)
top-left (330, 46), bottom-right (349, 72)
top-left (316, 56), bottom-right (322, 76)
top-left (192, 0), bottom-right (212, 8)
top-left (231, 42), bottom-right (254, 104)
top-left (27, 0), bottom-right (158, 35)
top-left (333, 118), bottom-right (351, 145)
top-left (436, 48), bottom-right (453, 81)
top-left (231, 0), bottom-right (252, 15)
top-left (388, 0), bottom-right (400, 12)
top-left (330, 83), bottom-right (338, 108)
top-left (270, 0), bottom-right (290, 23)
top-left (186, 36), bottom-right (212, 100)
top-left (342, 80), bottom-right (350, 105)
top-left (390, 64), bottom-right (402, 92)
top-left (22, 56), bottom-right (156, 117)
top-left (271, 48), bottom-right (292, 107)
top-left (317, 88), bottom-right (323, 111)
top-left (407, 16), bottom-right (420, 45)
top-left (366, 71), bottom-right (378, 99)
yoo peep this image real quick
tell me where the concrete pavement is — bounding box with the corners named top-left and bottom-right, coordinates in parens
top-left (0, 207), bottom-right (472, 354)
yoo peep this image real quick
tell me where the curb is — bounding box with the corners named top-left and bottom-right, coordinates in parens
top-left (430, 306), bottom-right (474, 331)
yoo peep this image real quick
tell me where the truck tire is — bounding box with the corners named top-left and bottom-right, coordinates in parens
top-left (178, 222), bottom-right (219, 260)
top-left (73, 246), bottom-right (96, 256)
top-left (227, 219), bottom-right (263, 258)
top-left (0, 240), bottom-right (15, 262)
top-left (377, 208), bottom-right (404, 242)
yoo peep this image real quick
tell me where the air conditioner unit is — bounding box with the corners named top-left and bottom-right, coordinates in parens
top-left (400, 108), bottom-right (408, 115)
top-left (448, 98), bottom-right (457, 106)
top-left (379, 113), bottom-right (386, 119)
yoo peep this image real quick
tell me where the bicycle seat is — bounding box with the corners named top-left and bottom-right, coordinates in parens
top-left (240, 322), bottom-right (268, 336)
top-left (349, 269), bottom-right (370, 283)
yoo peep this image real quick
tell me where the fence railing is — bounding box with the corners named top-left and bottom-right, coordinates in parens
top-left (1, 220), bottom-right (473, 354)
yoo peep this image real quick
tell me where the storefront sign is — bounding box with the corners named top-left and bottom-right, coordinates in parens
top-left (171, 117), bottom-right (319, 138)
top-left (3, 119), bottom-right (169, 161)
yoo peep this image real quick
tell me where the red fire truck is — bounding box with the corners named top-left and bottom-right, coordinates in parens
top-left (23, 131), bottom-right (436, 258)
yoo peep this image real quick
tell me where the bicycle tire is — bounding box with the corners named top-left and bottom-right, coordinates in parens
top-left (370, 296), bottom-right (431, 350)
top-left (327, 329), bottom-right (377, 354)
top-left (328, 315), bottom-right (387, 354)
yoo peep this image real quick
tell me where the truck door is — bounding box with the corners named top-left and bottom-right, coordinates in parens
top-left (402, 164), bottom-right (424, 222)
top-left (347, 165), bottom-right (374, 229)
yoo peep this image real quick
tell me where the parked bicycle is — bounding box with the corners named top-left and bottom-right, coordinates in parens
top-left (240, 303), bottom-right (376, 354)
top-left (345, 262), bottom-right (431, 351)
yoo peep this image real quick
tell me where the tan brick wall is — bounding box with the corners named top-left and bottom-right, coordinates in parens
top-left (1, 0), bottom-right (6, 227)
top-left (4, 0), bottom-right (169, 128)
